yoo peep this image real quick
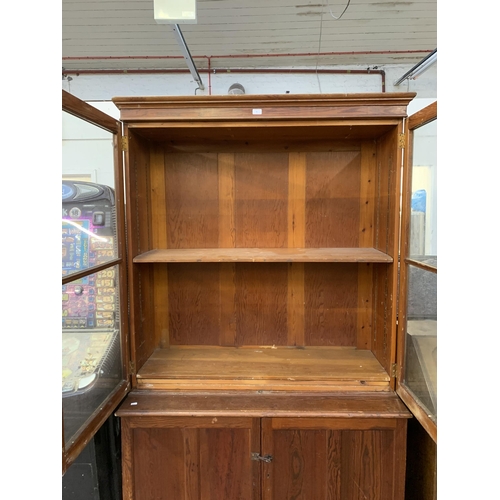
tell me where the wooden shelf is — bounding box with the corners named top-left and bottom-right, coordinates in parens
top-left (136, 346), bottom-right (391, 392)
top-left (133, 248), bottom-right (393, 264)
top-left (116, 390), bottom-right (411, 419)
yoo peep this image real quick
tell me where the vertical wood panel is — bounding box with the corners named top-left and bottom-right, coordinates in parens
top-left (304, 264), bottom-right (358, 346)
top-left (264, 422), bottom-right (343, 500)
top-left (262, 418), bottom-right (274, 500)
top-left (359, 141), bottom-right (377, 247)
top-left (199, 425), bottom-right (257, 500)
top-left (169, 264), bottom-right (221, 345)
top-left (219, 154), bottom-right (237, 346)
top-left (393, 420), bottom-right (408, 500)
top-left (235, 263), bottom-right (288, 346)
top-left (127, 132), bottom-right (155, 372)
top-left (235, 153), bottom-right (288, 248)
top-left (183, 428), bottom-right (200, 500)
top-left (219, 153), bottom-right (236, 248)
top-left (287, 263), bottom-right (305, 346)
top-left (121, 418), bottom-right (134, 500)
top-left (288, 152), bottom-right (306, 346)
top-left (149, 147), bottom-right (169, 349)
top-left (135, 265), bottom-right (156, 369)
top-left (127, 417), bottom-right (259, 500)
top-left (356, 263), bottom-right (373, 350)
top-left (220, 263), bottom-right (237, 346)
top-left (340, 429), bottom-right (399, 500)
top-left (154, 264), bottom-right (170, 348)
top-left (341, 430), bottom-right (379, 500)
top-left (288, 152), bottom-right (306, 248)
top-left (165, 153), bottom-right (219, 248)
top-left (305, 151), bottom-right (361, 247)
top-left (272, 429), bottom-right (328, 499)
top-left (133, 427), bottom-right (185, 500)
top-left (373, 127), bottom-right (401, 377)
top-left (327, 430), bottom-right (342, 500)
top-left (150, 144), bottom-right (168, 249)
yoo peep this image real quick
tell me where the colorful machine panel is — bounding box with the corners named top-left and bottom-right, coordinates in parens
top-left (62, 181), bottom-right (121, 397)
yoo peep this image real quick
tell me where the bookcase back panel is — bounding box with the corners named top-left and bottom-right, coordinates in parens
top-left (234, 153), bottom-right (289, 248)
top-left (305, 151), bottom-right (362, 248)
top-left (145, 146), bottom-right (378, 250)
top-left (165, 152), bottom-right (220, 248)
top-left (140, 262), bottom-right (375, 348)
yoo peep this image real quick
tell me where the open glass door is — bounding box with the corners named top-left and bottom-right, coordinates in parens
top-left (62, 90), bottom-right (130, 473)
top-left (397, 101), bottom-right (437, 442)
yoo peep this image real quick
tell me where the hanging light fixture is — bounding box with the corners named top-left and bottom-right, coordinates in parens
top-left (154, 0), bottom-right (197, 24)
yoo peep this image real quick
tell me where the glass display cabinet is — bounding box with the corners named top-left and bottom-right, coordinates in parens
top-left (62, 93), bottom-right (130, 473)
top-left (397, 101), bottom-right (438, 442)
top-left (61, 90), bottom-right (437, 498)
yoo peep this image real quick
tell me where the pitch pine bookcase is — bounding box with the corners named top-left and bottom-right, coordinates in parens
top-left (63, 91), bottom-right (426, 499)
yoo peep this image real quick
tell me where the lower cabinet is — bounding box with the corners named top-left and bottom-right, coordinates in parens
top-left (262, 418), bottom-right (407, 500)
top-left (118, 394), bottom-right (409, 500)
top-left (121, 416), bottom-right (260, 500)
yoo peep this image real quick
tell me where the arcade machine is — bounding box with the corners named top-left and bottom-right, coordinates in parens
top-left (62, 180), bottom-right (123, 469)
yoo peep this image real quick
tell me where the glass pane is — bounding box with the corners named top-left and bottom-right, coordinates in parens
top-left (62, 266), bottom-right (123, 448)
top-left (62, 111), bottom-right (117, 278)
top-left (404, 264), bottom-right (437, 421)
top-left (409, 119), bottom-right (437, 262)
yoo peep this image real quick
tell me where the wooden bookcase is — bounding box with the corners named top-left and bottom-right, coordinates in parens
top-left (111, 93), bottom-right (416, 500)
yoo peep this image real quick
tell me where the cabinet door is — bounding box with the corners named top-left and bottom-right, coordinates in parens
top-left (262, 417), bottom-right (407, 500)
top-left (396, 101), bottom-right (437, 442)
top-left (62, 90), bottom-right (130, 472)
top-left (121, 416), bottom-right (260, 500)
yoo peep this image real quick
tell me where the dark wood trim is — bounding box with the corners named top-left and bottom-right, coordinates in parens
top-left (405, 258), bottom-right (437, 274)
top-left (397, 383), bottom-right (437, 443)
top-left (62, 258), bottom-right (123, 285)
top-left (113, 93), bottom-right (417, 123)
top-left (113, 92), bottom-right (417, 107)
top-left (63, 89), bottom-right (121, 133)
top-left (64, 380), bottom-right (130, 468)
top-left (407, 101), bottom-right (437, 131)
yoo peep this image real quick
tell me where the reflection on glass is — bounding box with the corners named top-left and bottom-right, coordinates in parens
top-left (62, 266), bottom-right (123, 448)
top-left (409, 119), bottom-right (437, 261)
top-left (62, 111), bottom-right (117, 278)
top-left (404, 265), bottom-right (437, 421)
top-left (62, 180), bottom-right (117, 278)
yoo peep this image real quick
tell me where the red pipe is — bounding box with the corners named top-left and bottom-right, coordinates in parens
top-left (62, 50), bottom-right (430, 94)
top-left (62, 49), bottom-right (430, 62)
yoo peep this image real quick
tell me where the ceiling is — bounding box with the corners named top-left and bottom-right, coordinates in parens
top-left (62, 0), bottom-right (437, 73)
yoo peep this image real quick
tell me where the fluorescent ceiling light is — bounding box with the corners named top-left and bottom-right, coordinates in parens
top-left (154, 0), bottom-right (197, 24)
top-left (393, 49), bottom-right (437, 86)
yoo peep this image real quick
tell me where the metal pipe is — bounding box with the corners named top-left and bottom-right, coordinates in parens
top-left (171, 24), bottom-right (205, 90)
top-left (61, 66), bottom-right (386, 94)
top-left (62, 49), bottom-right (431, 63)
top-left (393, 49), bottom-right (437, 86)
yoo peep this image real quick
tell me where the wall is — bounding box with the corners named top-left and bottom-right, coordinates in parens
top-left (61, 62), bottom-right (437, 182)
top-left (62, 112), bottom-right (116, 187)
top-left (61, 62), bottom-right (437, 111)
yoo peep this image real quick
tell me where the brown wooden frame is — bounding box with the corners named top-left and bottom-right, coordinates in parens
top-left (62, 90), bottom-right (131, 473)
top-left (396, 101), bottom-right (437, 443)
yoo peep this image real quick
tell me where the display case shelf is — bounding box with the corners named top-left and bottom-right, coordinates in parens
top-left (135, 346), bottom-right (390, 392)
top-left (133, 247), bottom-right (393, 264)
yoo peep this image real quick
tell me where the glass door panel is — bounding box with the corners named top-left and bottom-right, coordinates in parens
top-left (398, 102), bottom-right (437, 440)
top-left (62, 266), bottom-right (124, 444)
top-left (62, 91), bottom-right (129, 471)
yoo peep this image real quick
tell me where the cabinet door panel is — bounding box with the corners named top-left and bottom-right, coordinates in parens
top-left (262, 418), bottom-right (406, 500)
top-left (122, 416), bottom-right (260, 500)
